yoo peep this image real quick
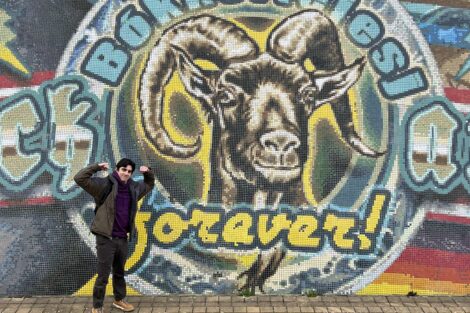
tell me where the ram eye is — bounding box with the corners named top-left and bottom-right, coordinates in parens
top-left (217, 90), bottom-right (237, 107)
top-left (299, 86), bottom-right (318, 104)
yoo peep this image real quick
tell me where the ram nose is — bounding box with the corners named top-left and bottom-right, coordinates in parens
top-left (260, 130), bottom-right (300, 154)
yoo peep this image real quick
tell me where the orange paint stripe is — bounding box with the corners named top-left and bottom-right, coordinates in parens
top-left (369, 273), bottom-right (470, 295)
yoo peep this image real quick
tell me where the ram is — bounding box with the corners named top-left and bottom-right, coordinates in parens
top-left (139, 10), bottom-right (383, 209)
top-left (139, 9), bottom-right (384, 292)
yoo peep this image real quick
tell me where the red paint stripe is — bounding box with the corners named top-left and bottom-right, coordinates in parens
top-left (0, 71), bottom-right (55, 88)
top-left (426, 212), bottom-right (470, 225)
top-left (445, 87), bottom-right (470, 104)
top-left (0, 196), bottom-right (55, 207)
top-left (0, 74), bottom-right (466, 103)
top-left (385, 261), bottom-right (470, 284)
top-left (385, 246), bottom-right (470, 283)
top-left (24, 196), bottom-right (55, 205)
top-left (387, 247), bottom-right (470, 273)
top-left (0, 74), bottom-right (465, 102)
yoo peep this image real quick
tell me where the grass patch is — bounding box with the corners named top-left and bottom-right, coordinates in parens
top-left (238, 289), bottom-right (255, 297)
top-left (304, 289), bottom-right (318, 297)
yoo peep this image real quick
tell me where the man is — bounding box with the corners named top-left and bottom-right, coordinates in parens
top-left (74, 158), bottom-right (155, 313)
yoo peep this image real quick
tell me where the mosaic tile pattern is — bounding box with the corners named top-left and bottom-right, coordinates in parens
top-left (0, 0), bottom-right (469, 296)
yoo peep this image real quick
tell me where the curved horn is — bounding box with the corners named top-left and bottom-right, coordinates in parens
top-left (266, 10), bottom-right (384, 157)
top-left (140, 15), bottom-right (259, 158)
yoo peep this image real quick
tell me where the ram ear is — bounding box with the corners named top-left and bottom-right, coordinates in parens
top-left (171, 44), bottom-right (217, 105)
top-left (312, 57), bottom-right (365, 106)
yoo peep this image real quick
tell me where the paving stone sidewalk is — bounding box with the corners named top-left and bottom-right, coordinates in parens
top-left (1, 295), bottom-right (470, 313)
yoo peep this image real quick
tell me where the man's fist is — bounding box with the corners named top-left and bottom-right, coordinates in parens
top-left (98, 162), bottom-right (109, 171)
top-left (139, 166), bottom-right (150, 173)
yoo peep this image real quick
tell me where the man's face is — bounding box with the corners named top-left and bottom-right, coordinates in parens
top-left (117, 165), bottom-right (133, 183)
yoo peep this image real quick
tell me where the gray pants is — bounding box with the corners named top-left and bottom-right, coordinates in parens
top-left (93, 235), bottom-right (128, 308)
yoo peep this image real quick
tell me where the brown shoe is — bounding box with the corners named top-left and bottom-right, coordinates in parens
top-left (92, 308), bottom-right (103, 313)
top-left (112, 300), bottom-right (134, 312)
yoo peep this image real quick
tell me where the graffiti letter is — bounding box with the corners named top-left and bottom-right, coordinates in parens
top-left (369, 38), bottom-right (409, 76)
top-left (357, 190), bottom-right (390, 252)
top-left (404, 102), bottom-right (461, 191)
top-left (0, 95), bottom-right (42, 185)
top-left (323, 213), bottom-right (357, 251)
top-left (460, 121), bottom-right (470, 191)
top-left (346, 10), bottom-right (384, 48)
top-left (328, 0), bottom-right (360, 23)
top-left (126, 212), bottom-right (151, 271)
top-left (153, 211), bottom-right (189, 245)
top-left (222, 212), bottom-right (254, 247)
top-left (139, 0), bottom-right (183, 26)
top-left (258, 213), bottom-right (292, 247)
top-left (378, 68), bottom-right (428, 100)
top-left (190, 209), bottom-right (221, 244)
top-left (185, 0), bottom-right (215, 11)
top-left (81, 38), bottom-right (131, 86)
top-left (287, 215), bottom-right (321, 249)
top-left (44, 82), bottom-right (96, 192)
top-left (116, 5), bottom-right (152, 49)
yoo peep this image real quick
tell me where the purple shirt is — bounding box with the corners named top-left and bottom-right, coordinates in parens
top-left (112, 171), bottom-right (131, 238)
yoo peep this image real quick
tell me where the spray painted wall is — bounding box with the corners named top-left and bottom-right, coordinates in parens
top-left (1, 0), bottom-right (470, 296)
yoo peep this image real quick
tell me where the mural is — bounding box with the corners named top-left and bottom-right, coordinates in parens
top-left (1, 0), bottom-right (470, 296)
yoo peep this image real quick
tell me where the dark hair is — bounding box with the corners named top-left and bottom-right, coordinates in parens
top-left (116, 158), bottom-right (136, 173)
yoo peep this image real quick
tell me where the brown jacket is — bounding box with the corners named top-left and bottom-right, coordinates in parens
top-left (73, 163), bottom-right (155, 239)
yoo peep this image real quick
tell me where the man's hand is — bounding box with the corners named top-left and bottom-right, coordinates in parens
top-left (98, 162), bottom-right (109, 171)
top-left (140, 166), bottom-right (150, 173)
